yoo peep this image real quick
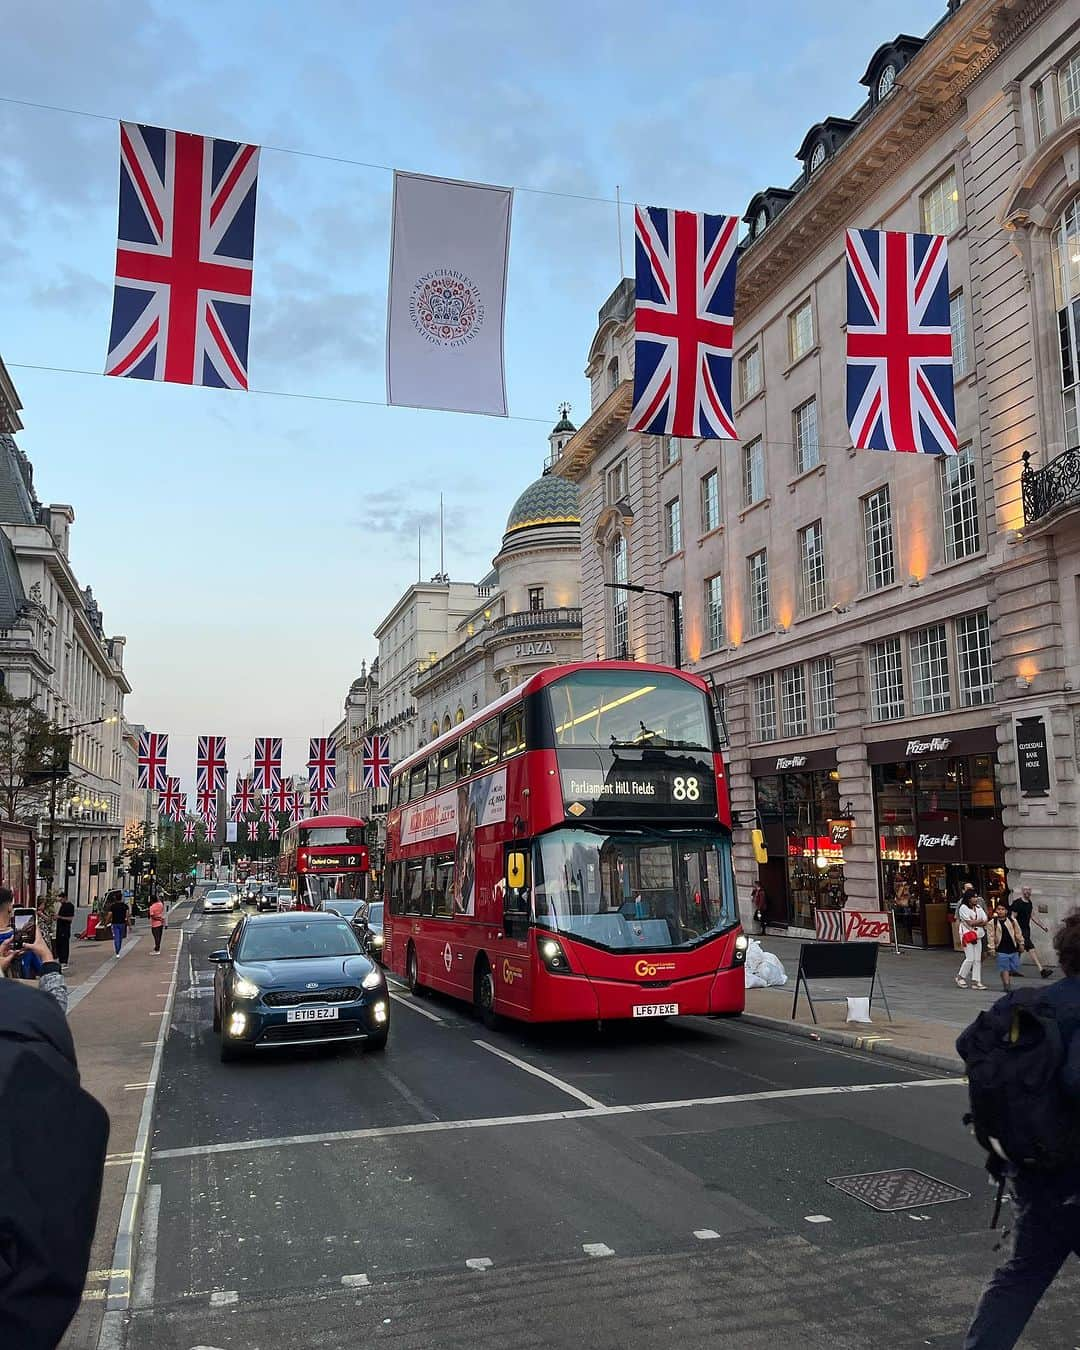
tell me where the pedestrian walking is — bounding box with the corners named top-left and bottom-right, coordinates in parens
top-left (956, 883), bottom-right (989, 990)
top-left (986, 902), bottom-right (1026, 993)
top-left (958, 908), bottom-right (1080, 1349)
top-left (52, 890), bottom-right (75, 969)
top-left (106, 892), bottom-right (130, 957)
top-left (148, 896), bottom-right (166, 953)
top-left (1009, 885), bottom-right (1053, 978)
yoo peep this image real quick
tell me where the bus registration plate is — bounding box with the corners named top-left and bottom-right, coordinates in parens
top-left (286, 1007), bottom-right (339, 1023)
top-left (632, 1003), bottom-right (678, 1018)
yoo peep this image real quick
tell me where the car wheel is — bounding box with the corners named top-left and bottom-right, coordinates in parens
top-left (365, 1029), bottom-right (388, 1053)
top-left (474, 957), bottom-right (500, 1031)
top-left (406, 944), bottom-right (423, 996)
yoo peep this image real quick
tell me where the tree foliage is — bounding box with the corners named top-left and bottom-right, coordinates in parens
top-left (0, 685), bottom-right (73, 822)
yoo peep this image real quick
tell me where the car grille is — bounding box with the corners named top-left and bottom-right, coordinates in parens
top-left (260, 1021), bottom-right (362, 1043)
top-left (263, 986), bottom-right (361, 1007)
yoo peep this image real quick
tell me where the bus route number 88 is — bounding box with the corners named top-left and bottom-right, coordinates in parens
top-left (672, 775), bottom-right (700, 802)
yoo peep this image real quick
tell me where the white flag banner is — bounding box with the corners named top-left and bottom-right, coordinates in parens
top-left (226, 820), bottom-right (238, 843)
top-left (386, 171), bottom-right (512, 417)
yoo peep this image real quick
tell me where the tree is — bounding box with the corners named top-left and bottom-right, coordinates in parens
top-left (0, 686), bottom-right (72, 824)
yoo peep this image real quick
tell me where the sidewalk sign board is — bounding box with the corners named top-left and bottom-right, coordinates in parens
top-left (791, 941), bottom-right (893, 1025)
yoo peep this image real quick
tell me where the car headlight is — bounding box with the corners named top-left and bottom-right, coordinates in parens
top-left (362, 969), bottom-right (384, 990)
top-left (371, 933), bottom-right (385, 946)
top-left (233, 975), bottom-right (260, 998)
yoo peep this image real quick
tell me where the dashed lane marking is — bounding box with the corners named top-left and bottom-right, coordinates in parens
top-left (341, 1273), bottom-right (370, 1287)
top-left (466, 1257), bottom-right (493, 1271)
top-left (388, 991), bottom-right (445, 1023)
top-left (694, 1230), bottom-right (721, 1240)
top-left (473, 1039), bottom-right (606, 1109)
top-left (209, 1290), bottom-right (238, 1306)
top-left (583, 1243), bottom-right (614, 1257)
top-left (151, 1077), bottom-right (962, 1162)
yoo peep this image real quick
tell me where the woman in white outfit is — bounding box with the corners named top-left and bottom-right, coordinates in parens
top-left (955, 883), bottom-right (988, 989)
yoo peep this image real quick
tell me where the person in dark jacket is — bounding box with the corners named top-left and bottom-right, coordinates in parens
top-left (0, 974), bottom-right (109, 1348)
top-left (963, 907), bottom-right (1080, 1349)
top-left (52, 892), bottom-right (75, 969)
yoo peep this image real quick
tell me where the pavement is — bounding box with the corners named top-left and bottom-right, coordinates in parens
top-left (57, 907), bottom-right (1076, 1349)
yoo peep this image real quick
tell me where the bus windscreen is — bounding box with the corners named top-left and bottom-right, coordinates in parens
top-left (546, 670), bottom-right (713, 750)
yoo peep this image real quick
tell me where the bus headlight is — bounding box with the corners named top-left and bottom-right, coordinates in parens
top-left (538, 937), bottom-right (571, 974)
top-left (733, 933), bottom-right (749, 964)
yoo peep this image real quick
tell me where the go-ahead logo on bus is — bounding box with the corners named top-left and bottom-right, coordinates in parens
top-left (410, 271), bottom-right (484, 347)
top-left (502, 959), bottom-right (525, 985)
top-left (634, 959), bottom-right (676, 977)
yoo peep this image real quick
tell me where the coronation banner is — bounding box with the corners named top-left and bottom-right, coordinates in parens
top-left (386, 171), bottom-right (512, 417)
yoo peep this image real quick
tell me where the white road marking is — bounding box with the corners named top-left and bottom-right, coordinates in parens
top-left (130, 1184), bottom-right (161, 1310)
top-left (151, 1077), bottom-right (962, 1162)
top-left (473, 1040), bottom-right (606, 1109)
top-left (466, 1257), bottom-right (493, 1271)
top-left (341, 1273), bottom-right (370, 1287)
top-left (123, 1082), bottom-right (152, 1091)
top-left (583, 1243), bottom-right (614, 1257)
top-left (694, 1229), bottom-right (721, 1240)
top-left (804, 1215), bottom-right (832, 1224)
top-left (209, 1290), bottom-right (238, 1306)
top-left (389, 991), bottom-right (444, 1023)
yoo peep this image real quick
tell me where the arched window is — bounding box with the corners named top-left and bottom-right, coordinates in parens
top-left (431, 720), bottom-right (440, 739)
top-left (608, 356), bottom-right (620, 393)
top-left (1053, 198), bottom-right (1080, 452)
top-left (455, 707), bottom-right (465, 724)
top-left (442, 715), bottom-right (452, 734)
top-left (609, 534), bottom-right (629, 658)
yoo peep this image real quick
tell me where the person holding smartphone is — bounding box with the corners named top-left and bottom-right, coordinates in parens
top-left (0, 923), bottom-right (68, 1013)
top-left (0, 886), bottom-right (43, 980)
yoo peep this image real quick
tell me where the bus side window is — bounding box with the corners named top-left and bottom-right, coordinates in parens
top-left (426, 753), bottom-right (439, 793)
top-left (434, 852), bottom-right (454, 916)
top-left (500, 705), bottom-right (525, 758)
top-left (421, 856), bottom-right (435, 918)
top-left (405, 860), bottom-right (424, 915)
top-left (439, 743), bottom-right (457, 788)
top-left (475, 716), bottom-right (500, 769)
top-left (457, 736), bottom-right (474, 779)
top-left (409, 764), bottom-right (427, 801)
top-left (503, 845), bottom-right (531, 938)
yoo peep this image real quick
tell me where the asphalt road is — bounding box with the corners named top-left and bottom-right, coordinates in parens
top-left (121, 907), bottom-right (1075, 1349)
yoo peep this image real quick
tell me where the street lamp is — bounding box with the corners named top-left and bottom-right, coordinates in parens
top-left (603, 582), bottom-right (683, 669)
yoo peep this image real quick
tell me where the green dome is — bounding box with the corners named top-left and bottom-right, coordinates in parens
top-left (505, 473), bottom-right (580, 535)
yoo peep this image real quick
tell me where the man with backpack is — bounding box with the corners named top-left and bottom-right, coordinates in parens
top-left (958, 907), bottom-right (1080, 1348)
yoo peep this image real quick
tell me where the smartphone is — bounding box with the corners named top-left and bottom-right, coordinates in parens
top-left (12, 907), bottom-right (36, 949)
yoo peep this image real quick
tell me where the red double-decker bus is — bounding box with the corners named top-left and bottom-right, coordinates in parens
top-left (278, 814), bottom-right (370, 909)
top-left (384, 661), bottom-right (746, 1025)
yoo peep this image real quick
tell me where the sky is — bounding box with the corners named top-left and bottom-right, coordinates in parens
top-left (0, 0), bottom-right (947, 795)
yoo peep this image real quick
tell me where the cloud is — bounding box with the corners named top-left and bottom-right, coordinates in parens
top-left (254, 267), bottom-right (381, 376)
top-left (348, 485), bottom-right (490, 559)
top-left (30, 265), bottom-right (109, 312)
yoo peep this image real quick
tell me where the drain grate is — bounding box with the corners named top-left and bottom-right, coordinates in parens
top-left (826, 1168), bottom-right (970, 1212)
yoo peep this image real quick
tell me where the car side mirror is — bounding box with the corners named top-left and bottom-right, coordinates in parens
top-left (208, 949), bottom-right (230, 963)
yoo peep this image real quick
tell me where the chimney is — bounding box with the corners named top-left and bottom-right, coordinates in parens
top-left (46, 504), bottom-right (75, 558)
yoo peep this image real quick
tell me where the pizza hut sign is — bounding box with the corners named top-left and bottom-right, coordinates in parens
top-left (916, 830), bottom-right (961, 859)
top-left (774, 755), bottom-right (807, 770)
top-left (906, 736), bottom-right (951, 755)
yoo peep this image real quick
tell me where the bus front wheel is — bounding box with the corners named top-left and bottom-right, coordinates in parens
top-left (406, 944), bottom-right (423, 996)
top-left (474, 958), bottom-right (500, 1031)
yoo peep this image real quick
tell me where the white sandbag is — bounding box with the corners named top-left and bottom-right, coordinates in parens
top-left (744, 968), bottom-right (767, 989)
top-left (846, 996), bottom-right (872, 1023)
top-left (756, 949), bottom-right (788, 987)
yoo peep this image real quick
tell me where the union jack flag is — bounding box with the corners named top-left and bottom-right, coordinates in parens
top-left (253, 737), bottom-right (282, 791)
top-left (270, 780), bottom-right (292, 815)
top-left (309, 788), bottom-right (329, 815)
top-left (106, 122), bottom-right (259, 389)
top-left (196, 735), bottom-right (228, 793)
top-left (183, 818), bottom-right (196, 843)
top-left (203, 807), bottom-right (217, 841)
top-left (233, 776), bottom-right (255, 817)
top-left (268, 817), bottom-right (280, 841)
top-left (260, 792), bottom-right (276, 823)
top-left (361, 734), bottom-right (391, 791)
top-left (158, 776), bottom-right (183, 818)
top-left (629, 206), bottom-right (739, 439)
top-left (289, 792), bottom-right (305, 825)
top-left (137, 730), bottom-right (169, 791)
top-left (197, 788), bottom-right (216, 820)
top-left (307, 737), bottom-right (336, 795)
top-left (247, 818), bottom-right (260, 840)
top-left (845, 229), bottom-right (958, 456)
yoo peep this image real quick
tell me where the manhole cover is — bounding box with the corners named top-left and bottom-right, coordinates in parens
top-left (826, 1169), bottom-right (970, 1212)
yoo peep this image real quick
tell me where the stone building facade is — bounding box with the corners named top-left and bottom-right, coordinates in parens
top-left (552, 0), bottom-right (1080, 942)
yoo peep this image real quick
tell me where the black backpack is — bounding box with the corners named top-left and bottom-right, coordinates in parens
top-left (956, 987), bottom-right (1080, 1172)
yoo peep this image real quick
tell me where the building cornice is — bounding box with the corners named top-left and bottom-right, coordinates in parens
top-left (547, 382), bottom-right (634, 482)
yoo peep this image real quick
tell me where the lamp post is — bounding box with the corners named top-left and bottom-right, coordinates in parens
top-left (603, 582), bottom-right (683, 669)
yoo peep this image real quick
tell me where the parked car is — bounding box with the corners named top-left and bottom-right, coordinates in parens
top-left (365, 901), bottom-right (385, 964)
top-left (209, 912), bottom-right (389, 1060)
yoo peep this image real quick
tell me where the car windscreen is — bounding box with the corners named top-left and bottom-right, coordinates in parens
top-left (367, 903), bottom-right (383, 928)
top-left (329, 900), bottom-right (363, 919)
top-left (206, 891), bottom-right (230, 899)
top-left (237, 920), bottom-right (363, 962)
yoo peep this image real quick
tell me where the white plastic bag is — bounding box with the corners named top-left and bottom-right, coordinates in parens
top-left (846, 996), bottom-right (872, 1023)
top-left (743, 939), bottom-right (787, 988)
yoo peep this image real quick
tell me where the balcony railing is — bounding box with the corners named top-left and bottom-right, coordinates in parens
top-left (489, 607), bottom-right (582, 633)
top-left (1021, 447), bottom-right (1080, 524)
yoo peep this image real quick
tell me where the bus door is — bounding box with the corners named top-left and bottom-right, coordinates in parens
top-left (498, 845), bottom-right (532, 1014)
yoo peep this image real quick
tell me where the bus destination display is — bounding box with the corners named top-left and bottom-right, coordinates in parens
top-left (559, 752), bottom-right (717, 820)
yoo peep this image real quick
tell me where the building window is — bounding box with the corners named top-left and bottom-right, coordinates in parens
top-left (747, 548), bottom-right (771, 635)
top-left (793, 397), bottom-right (820, 474)
top-left (528, 586), bottom-right (544, 612)
top-left (956, 610), bottom-right (994, 706)
top-left (811, 655), bottom-right (836, 731)
top-left (751, 673), bottom-right (777, 743)
top-left (663, 436), bottom-right (681, 465)
top-left (609, 534), bottom-right (629, 658)
top-left (665, 498), bottom-right (682, 555)
top-left (700, 469), bottom-right (720, 533)
top-left (671, 592), bottom-right (684, 666)
top-left (789, 298), bottom-right (815, 361)
top-left (1033, 80), bottom-right (1048, 141)
top-left (910, 624), bottom-right (951, 715)
top-left (862, 485), bottom-right (895, 590)
top-left (869, 637), bottom-right (905, 721)
top-left (608, 356), bottom-right (620, 393)
top-left (780, 665), bottom-right (808, 737)
top-left (1052, 197), bottom-right (1080, 453)
top-left (743, 437), bottom-right (765, 506)
top-left (797, 519), bottom-right (828, 614)
top-left (738, 345), bottom-right (762, 402)
top-left (950, 290), bottom-right (969, 377)
top-left (1061, 51), bottom-right (1080, 120)
top-left (704, 574), bottom-right (724, 652)
top-left (920, 167), bottom-right (960, 235)
top-left (607, 459), bottom-right (629, 503)
top-left (714, 684), bottom-right (728, 745)
top-left (941, 447), bottom-right (981, 561)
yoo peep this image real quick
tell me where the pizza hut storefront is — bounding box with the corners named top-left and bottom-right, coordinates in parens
top-left (752, 748), bottom-right (847, 930)
top-left (870, 725), bottom-right (1006, 948)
